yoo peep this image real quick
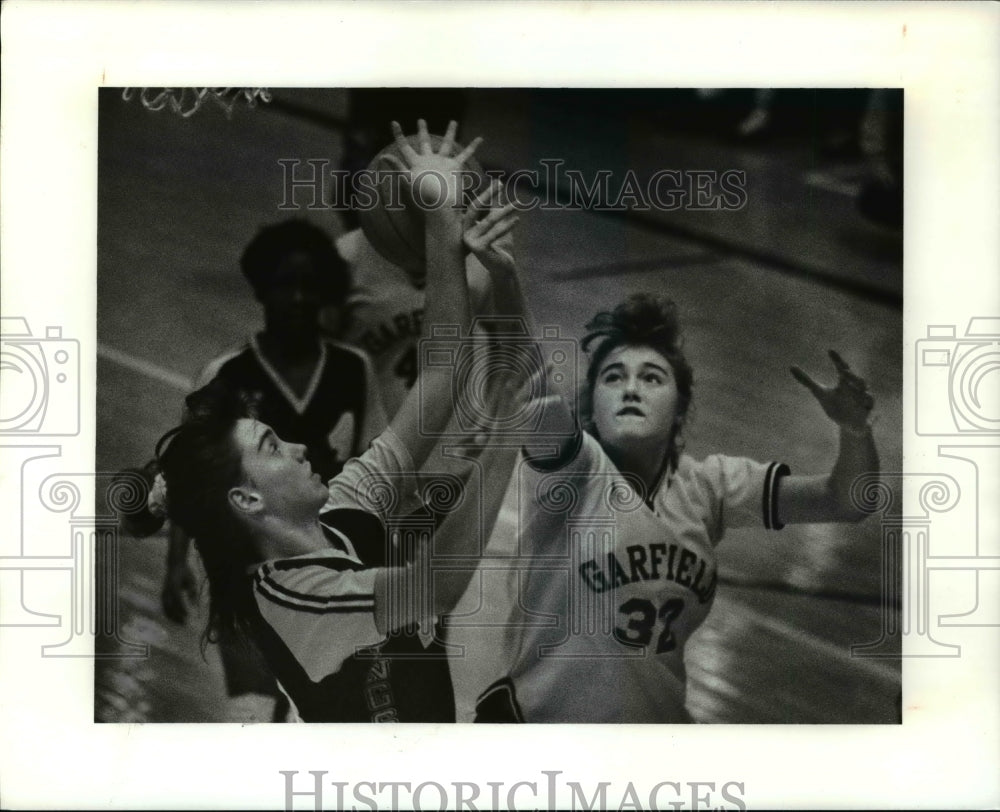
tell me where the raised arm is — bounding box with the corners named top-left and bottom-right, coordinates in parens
top-left (778, 350), bottom-right (880, 524)
top-left (380, 119), bottom-right (481, 469)
top-left (370, 175), bottom-right (535, 629)
top-left (462, 182), bottom-right (578, 443)
top-left (426, 441), bottom-right (522, 616)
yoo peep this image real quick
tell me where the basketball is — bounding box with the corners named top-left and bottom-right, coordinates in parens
top-left (358, 134), bottom-right (488, 281)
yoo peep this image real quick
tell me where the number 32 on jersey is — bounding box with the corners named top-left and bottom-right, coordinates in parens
top-left (614, 597), bottom-right (685, 653)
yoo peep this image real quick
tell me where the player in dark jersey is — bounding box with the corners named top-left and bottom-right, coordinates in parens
top-left (117, 219), bottom-right (388, 720)
top-left (153, 122), bottom-right (522, 722)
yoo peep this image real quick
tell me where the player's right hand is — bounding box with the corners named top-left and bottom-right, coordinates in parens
top-left (386, 119), bottom-right (483, 210)
top-left (161, 561), bottom-right (198, 624)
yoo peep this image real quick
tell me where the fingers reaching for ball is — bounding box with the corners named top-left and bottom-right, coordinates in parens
top-left (790, 350), bottom-right (875, 431)
top-left (464, 182), bottom-right (516, 229)
top-left (439, 120), bottom-right (458, 157)
top-left (390, 119), bottom-right (483, 167)
top-left (463, 189), bottom-right (519, 277)
top-left (452, 135), bottom-right (484, 167)
top-left (475, 206), bottom-right (519, 246)
top-left (390, 120), bottom-right (421, 164)
top-left (387, 119), bottom-right (485, 210)
top-left (464, 180), bottom-right (503, 223)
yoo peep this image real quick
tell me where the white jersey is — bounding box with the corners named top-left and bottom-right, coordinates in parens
top-left (334, 228), bottom-right (493, 416)
top-left (481, 431), bottom-right (788, 723)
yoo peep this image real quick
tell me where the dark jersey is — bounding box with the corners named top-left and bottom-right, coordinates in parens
top-left (245, 432), bottom-right (457, 722)
top-left (245, 510), bottom-right (455, 723)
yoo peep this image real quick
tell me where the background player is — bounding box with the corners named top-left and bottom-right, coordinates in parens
top-left (331, 226), bottom-right (493, 416)
top-left (323, 93), bottom-right (490, 416)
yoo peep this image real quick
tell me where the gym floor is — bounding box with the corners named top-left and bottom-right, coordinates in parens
top-left (95, 88), bottom-right (902, 724)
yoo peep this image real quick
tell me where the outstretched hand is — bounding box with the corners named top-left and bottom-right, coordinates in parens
top-left (463, 182), bottom-right (519, 277)
top-left (383, 119), bottom-right (483, 210)
top-left (791, 350), bottom-right (874, 431)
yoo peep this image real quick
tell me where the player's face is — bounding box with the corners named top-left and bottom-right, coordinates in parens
top-left (230, 418), bottom-right (329, 520)
top-left (260, 251), bottom-right (324, 336)
top-left (591, 345), bottom-right (679, 455)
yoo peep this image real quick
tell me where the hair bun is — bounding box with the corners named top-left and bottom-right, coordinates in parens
top-left (582, 293), bottom-right (681, 353)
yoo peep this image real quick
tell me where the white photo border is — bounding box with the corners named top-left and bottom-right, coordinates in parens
top-left (1, 1), bottom-right (998, 809)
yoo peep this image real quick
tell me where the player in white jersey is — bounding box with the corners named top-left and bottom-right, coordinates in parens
top-left (475, 293), bottom-right (880, 723)
top-left (332, 228), bottom-right (493, 416)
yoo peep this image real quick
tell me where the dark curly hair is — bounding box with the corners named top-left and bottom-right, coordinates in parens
top-left (240, 219), bottom-right (350, 305)
top-left (155, 379), bottom-right (261, 650)
top-left (579, 293), bottom-right (694, 473)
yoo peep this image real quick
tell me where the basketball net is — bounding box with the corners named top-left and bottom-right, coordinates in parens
top-left (121, 87), bottom-right (272, 118)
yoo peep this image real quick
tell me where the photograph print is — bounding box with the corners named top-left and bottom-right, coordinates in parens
top-left (95, 86), bottom-right (903, 725)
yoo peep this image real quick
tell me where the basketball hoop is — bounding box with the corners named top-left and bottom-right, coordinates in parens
top-left (121, 87), bottom-right (272, 119)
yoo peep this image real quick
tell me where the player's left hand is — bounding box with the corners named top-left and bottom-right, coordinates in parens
top-left (791, 350), bottom-right (875, 431)
top-left (463, 182), bottom-right (519, 277)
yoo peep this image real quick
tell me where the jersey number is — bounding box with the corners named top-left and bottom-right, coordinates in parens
top-left (394, 345), bottom-right (418, 388)
top-left (614, 597), bottom-right (684, 653)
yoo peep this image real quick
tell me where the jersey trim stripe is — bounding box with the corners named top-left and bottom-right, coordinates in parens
top-left (325, 525), bottom-right (357, 557)
top-left (256, 566), bottom-right (374, 606)
top-left (762, 462), bottom-right (791, 530)
top-left (268, 556), bottom-right (368, 573)
top-left (254, 580), bottom-right (375, 615)
top-left (250, 334), bottom-right (328, 416)
top-left (645, 450), bottom-right (675, 508)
